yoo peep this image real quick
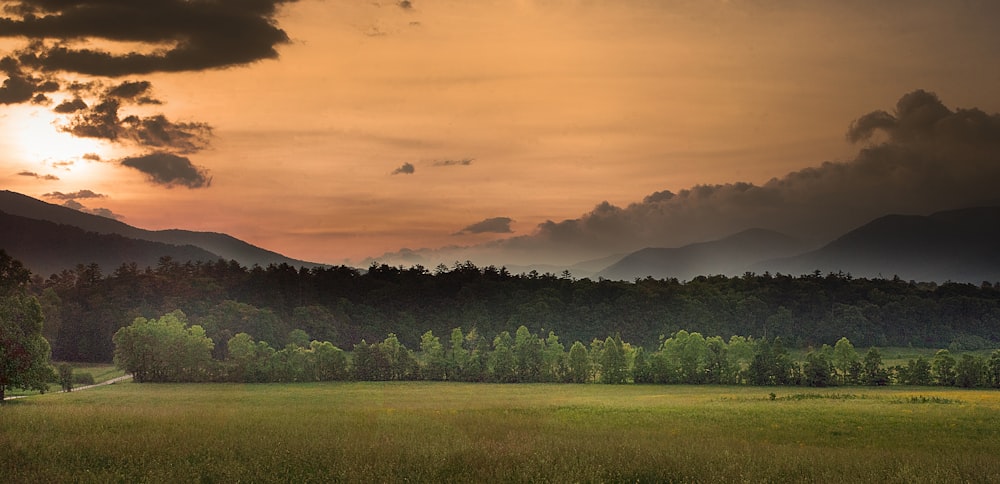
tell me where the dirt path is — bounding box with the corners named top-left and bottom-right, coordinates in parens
top-left (3, 374), bottom-right (133, 401)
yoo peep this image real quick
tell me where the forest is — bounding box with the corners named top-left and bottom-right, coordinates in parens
top-left (28, 257), bottom-right (1000, 365)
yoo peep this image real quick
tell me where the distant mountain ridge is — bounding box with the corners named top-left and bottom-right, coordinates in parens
top-left (595, 207), bottom-right (1000, 283)
top-left (757, 207), bottom-right (1000, 283)
top-left (597, 228), bottom-right (810, 281)
top-left (0, 190), bottom-right (324, 273)
top-left (0, 211), bottom-right (221, 277)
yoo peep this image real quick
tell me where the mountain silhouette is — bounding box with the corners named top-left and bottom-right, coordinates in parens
top-left (0, 211), bottom-right (221, 277)
top-left (757, 207), bottom-right (1000, 283)
top-left (0, 190), bottom-right (323, 272)
top-left (597, 228), bottom-right (808, 281)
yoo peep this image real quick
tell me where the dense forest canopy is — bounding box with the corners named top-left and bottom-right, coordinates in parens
top-left (26, 258), bottom-right (1000, 363)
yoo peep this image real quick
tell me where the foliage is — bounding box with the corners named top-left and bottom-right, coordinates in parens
top-left (112, 310), bottom-right (214, 382)
top-left (57, 363), bottom-right (73, 392)
top-left (0, 250), bottom-right (54, 401)
top-left (33, 259), bottom-right (1000, 363)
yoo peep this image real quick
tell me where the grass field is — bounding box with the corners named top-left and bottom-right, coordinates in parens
top-left (3, 382), bottom-right (999, 483)
top-left (4, 362), bottom-right (126, 398)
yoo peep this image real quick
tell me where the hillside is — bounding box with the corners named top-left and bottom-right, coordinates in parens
top-left (598, 228), bottom-right (809, 281)
top-left (0, 190), bottom-right (323, 270)
top-left (0, 211), bottom-right (221, 277)
top-left (758, 207), bottom-right (1000, 283)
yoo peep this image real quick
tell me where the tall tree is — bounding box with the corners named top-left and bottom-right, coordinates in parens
top-left (1, 250), bottom-right (54, 401)
top-left (832, 337), bottom-right (860, 385)
top-left (932, 349), bottom-right (957, 386)
top-left (600, 336), bottom-right (628, 384)
top-left (567, 341), bottom-right (590, 383)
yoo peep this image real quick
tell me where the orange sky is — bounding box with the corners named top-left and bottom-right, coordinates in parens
top-left (3, 1), bottom-right (1000, 266)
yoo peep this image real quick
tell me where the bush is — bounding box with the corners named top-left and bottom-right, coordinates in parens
top-left (72, 373), bottom-right (95, 385)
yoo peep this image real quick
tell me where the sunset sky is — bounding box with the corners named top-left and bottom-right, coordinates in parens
top-left (3, 0), bottom-right (1000, 267)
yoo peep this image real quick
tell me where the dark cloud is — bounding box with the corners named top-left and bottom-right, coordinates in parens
top-left (399, 1), bottom-right (413, 9)
top-left (0, 59), bottom-right (38, 103)
top-left (391, 162), bottom-right (415, 175)
top-left (119, 152), bottom-right (211, 188)
top-left (43, 189), bottom-right (105, 200)
top-left (2, 0), bottom-right (299, 76)
top-left (106, 80), bottom-right (151, 99)
top-left (454, 217), bottom-right (514, 235)
top-left (63, 94), bottom-right (212, 154)
top-left (17, 170), bottom-right (59, 180)
top-left (53, 96), bottom-right (86, 112)
top-left (81, 153), bottom-right (100, 161)
top-left (432, 158), bottom-right (474, 167)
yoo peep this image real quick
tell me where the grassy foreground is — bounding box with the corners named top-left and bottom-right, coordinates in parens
top-left (2, 383), bottom-right (999, 483)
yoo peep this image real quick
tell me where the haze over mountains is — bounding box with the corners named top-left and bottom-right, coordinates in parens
top-left (598, 229), bottom-right (811, 282)
top-left (2, 190), bottom-right (999, 284)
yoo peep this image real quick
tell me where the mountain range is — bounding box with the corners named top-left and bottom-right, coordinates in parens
top-left (2, 190), bottom-right (998, 283)
top-left (597, 228), bottom-right (812, 281)
top-left (0, 190), bottom-right (323, 277)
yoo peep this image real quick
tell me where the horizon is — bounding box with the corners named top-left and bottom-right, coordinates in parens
top-left (3, 1), bottom-right (1000, 267)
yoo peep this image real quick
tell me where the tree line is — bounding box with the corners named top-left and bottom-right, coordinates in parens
top-left (113, 310), bottom-right (1000, 388)
top-left (32, 258), bottom-right (1000, 363)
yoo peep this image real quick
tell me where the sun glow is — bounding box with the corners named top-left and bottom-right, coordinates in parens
top-left (3, 105), bottom-right (113, 180)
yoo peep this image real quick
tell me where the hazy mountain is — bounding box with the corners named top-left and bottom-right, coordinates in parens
top-left (598, 228), bottom-right (809, 281)
top-left (0, 211), bottom-right (221, 277)
top-left (757, 207), bottom-right (1000, 283)
top-left (0, 190), bottom-right (323, 269)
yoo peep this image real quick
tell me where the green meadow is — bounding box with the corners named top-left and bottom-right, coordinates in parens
top-left (3, 383), bottom-right (999, 483)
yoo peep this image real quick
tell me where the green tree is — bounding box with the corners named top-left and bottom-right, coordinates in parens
top-left (542, 331), bottom-right (567, 382)
top-left (379, 333), bottom-right (419, 381)
top-left (287, 329), bottom-right (311, 348)
top-left (632, 347), bottom-right (653, 384)
top-left (226, 332), bottom-right (274, 382)
top-left (311, 340), bottom-right (348, 381)
top-left (747, 338), bottom-right (794, 386)
top-left (489, 331), bottom-right (516, 383)
top-left (833, 337), bottom-right (859, 385)
top-left (448, 327), bottom-right (468, 380)
top-left (987, 350), bottom-right (1000, 388)
top-left (955, 354), bottom-right (985, 388)
top-left (57, 363), bottom-right (74, 392)
top-left (932, 349), bottom-right (957, 386)
top-left (112, 310), bottom-right (215, 382)
top-left (803, 350), bottom-right (834, 387)
top-left (1, 251), bottom-right (54, 401)
top-left (902, 356), bottom-right (933, 386)
top-left (860, 347), bottom-right (888, 386)
top-left (567, 341), bottom-right (590, 383)
top-left (419, 330), bottom-right (448, 380)
top-left (704, 336), bottom-right (732, 384)
top-left (599, 336), bottom-right (628, 384)
top-left (513, 325), bottom-right (544, 382)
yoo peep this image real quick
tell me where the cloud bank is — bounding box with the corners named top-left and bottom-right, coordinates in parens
top-left (373, 90), bottom-right (1000, 267)
top-left (2, 0), bottom-right (299, 76)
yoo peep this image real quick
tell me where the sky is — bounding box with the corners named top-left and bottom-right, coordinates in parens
top-left (2, 0), bottom-right (1000, 268)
